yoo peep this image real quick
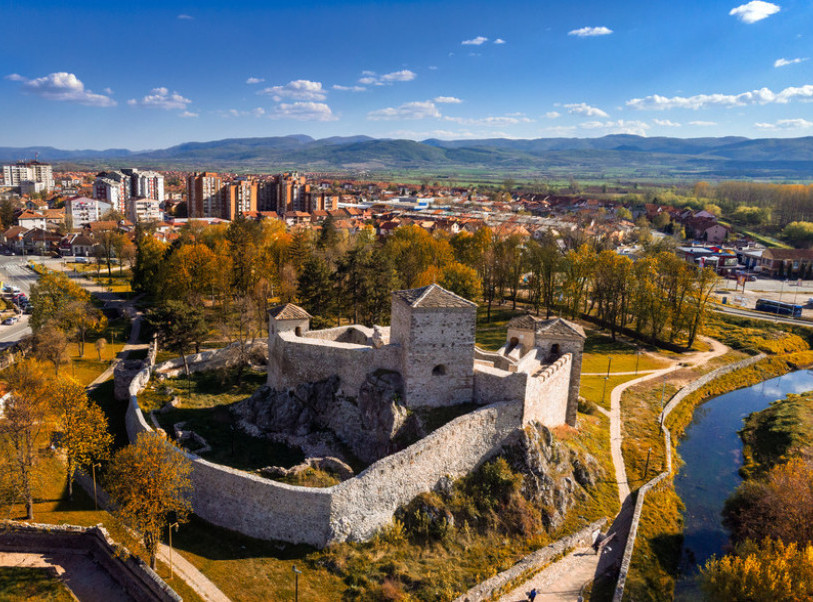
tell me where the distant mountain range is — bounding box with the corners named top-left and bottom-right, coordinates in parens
top-left (3, 134), bottom-right (813, 180)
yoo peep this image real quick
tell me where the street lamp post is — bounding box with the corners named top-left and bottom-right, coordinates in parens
top-left (292, 565), bottom-right (302, 602)
top-left (91, 462), bottom-right (101, 510)
top-left (168, 522), bottom-right (179, 580)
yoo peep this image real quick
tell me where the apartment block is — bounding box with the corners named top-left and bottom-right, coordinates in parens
top-left (126, 197), bottom-right (163, 224)
top-left (187, 172), bottom-right (224, 218)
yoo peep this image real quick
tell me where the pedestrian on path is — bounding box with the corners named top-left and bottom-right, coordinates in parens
top-left (527, 588), bottom-right (537, 601)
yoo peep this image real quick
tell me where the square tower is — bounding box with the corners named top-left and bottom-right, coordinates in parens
top-left (390, 284), bottom-right (478, 408)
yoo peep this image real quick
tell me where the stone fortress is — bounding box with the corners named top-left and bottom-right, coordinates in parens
top-left (267, 283), bottom-right (585, 429)
top-left (125, 283), bottom-right (588, 547)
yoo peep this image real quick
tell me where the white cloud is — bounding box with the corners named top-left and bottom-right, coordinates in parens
top-left (8, 72), bottom-right (116, 107)
top-left (270, 102), bottom-right (337, 121)
top-left (357, 69), bottom-right (416, 85)
top-left (434, 96), bottom-right (463, 104)
top-left (246, 77), bottom-right (264, 84)
top-left (462, 36), bottom-right (488, 45)
top-left (564, 102), bottom-right (609, 117)
top-left (729, 1), bottom-right (780, 23)
top-left (332, 84), bottom-right (366, 92)
top-left (102, 87), bottom-right (114, 95)
top-left (689, 120), bottom-right (718, 126)
top-left (428, 65), bottom-right (438, 70)
top-left (545, 111), bottom-right (561, 118)
top-left (381, 70), bottom-right (416, 82)
top-left (627, 84), bottom-right (813, 110)
top-left (179, 111), bottom-right (198, 118)
top-left (755, 118), bottom-right (813, 129)
top-left (177, 14), bottom-right (194, 20)
top-left (368, 101), bottom-right (441, 120)
top-left (128, 87), bottom-right (191, 110)
top-left (259, 79), bottom-right (326, 101)
top-left (444, 114), bottom-right (533, 126)
top-left (579, 120), bottom-right (651, 135)
top-left (568, 26), bottom-right (613, 37)
top-left (494, 38), bottom-right (506, 44)
top-left (775, 57), bottom-right (807, 67)
top-left (220, 108), bottom-right (266, 118)
top-left (653, 119), bottom-right (681, 127)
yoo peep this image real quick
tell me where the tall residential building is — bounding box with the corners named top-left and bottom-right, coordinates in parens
top-left (93, 171), bottom-right (131, 212)
top-left (224, 179), bottom-right (258, 220)
top-left (3, 160), bottom-right (54, 191)
top-left (257, 179), bottom-right (279, 212)
top-left (307, 192), bottom-right (339, 212)
top-left (66, 196), bottom-right (113, 227)
top-left (187, 172), bottom-right (224, 218)
top-left (126, 197), bottom-right (163, 224)
top-left (276, 172), bottom-right (310, 215)
top-left (123, 168), bottom-right (165, 201)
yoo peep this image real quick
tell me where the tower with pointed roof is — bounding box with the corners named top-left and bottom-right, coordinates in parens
top-left (390, 284), bottom-right (478, 408)
top-left (506, 315), bottom-right (586, 426)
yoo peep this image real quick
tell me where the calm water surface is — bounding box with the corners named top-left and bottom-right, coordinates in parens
top-left (673, 369), bottom-right (813, 600)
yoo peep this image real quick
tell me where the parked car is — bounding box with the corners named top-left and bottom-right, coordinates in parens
top-left (3, 317), bottom-right (18, 325)
top-left (74, 257), bottom-right (90, 264)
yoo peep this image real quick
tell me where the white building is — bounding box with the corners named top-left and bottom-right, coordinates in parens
top-left (3, 161), bottom-right (54, 191)
top-left (126, 197), bottom-right (162, 224)
top-left (67, 196), bottom-right (113, 227)
top-left (17, 210), bottom-right (47, 230)
top-left (131, 170), bottom-right (164, 201)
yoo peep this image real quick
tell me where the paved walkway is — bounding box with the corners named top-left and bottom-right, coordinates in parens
top-left (497, 547), bottom-right (600, 602)
top-left (0, 550), bottom-right (134, 601)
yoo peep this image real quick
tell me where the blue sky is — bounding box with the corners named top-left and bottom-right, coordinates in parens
top-left (2, 0), bottom-right (813, 149)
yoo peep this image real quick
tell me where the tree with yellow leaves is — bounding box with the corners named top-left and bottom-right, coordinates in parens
top-left (105, 433), bottom-right (192, 569)
top-left (0, 359), bottom-right (49, 519)
top-left (50, 379), bottom-right (112, 501)
top-left (701, 538), bottom-right (813, 601)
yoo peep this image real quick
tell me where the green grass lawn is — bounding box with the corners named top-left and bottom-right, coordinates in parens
top-left (580, 374), bottom-right (643, 411)
top-left (0, 567), bottom-right (74, 602)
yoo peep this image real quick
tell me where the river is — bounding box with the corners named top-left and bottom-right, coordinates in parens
top-left (672, 369), bottom-right (813, 600)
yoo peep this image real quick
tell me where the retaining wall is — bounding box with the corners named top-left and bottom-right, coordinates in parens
top-left (0, 521), bottom-right (180, 602)
top-left (452, 518), bottom-right (607, 602)
top-left (612, 353), bottom-right (765, 601)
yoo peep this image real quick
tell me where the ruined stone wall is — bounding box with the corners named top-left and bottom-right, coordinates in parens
top-left (125, 356), bottom-right (528, 546)
top-left (267, 332), bottom-right (402, 397)
top-left (522, 354), bottom-right (572, 427)
top-left (328, 401), bottom-right (523, 542)
top-left (187, 457), bottom-right (335, 546)
top-left (474, 364), bottom-right (529, 405)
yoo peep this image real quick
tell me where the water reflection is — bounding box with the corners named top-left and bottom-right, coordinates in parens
top-left (673, 369), bottom-right (813, 600)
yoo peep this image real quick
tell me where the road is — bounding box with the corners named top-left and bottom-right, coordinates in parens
top-left (0, 255), bottom-right (38, 348)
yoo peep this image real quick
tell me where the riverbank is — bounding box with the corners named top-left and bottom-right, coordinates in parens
top-left (622, 353), bottom-right (811, 601)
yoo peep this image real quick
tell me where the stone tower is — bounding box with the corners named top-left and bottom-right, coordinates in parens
top-left (267, 303), bottom-right (311, 386)
top-left (506, 316), bottom-right (586, 426)
top-left (389, 284), bottom-right (478, 408)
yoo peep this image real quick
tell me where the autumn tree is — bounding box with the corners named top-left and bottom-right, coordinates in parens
top-left (701, 538), bottom-right (813, 602)
top-left (50, 378), bottom-right (111, 500)
top-left (440, 261), bottom-right (482, 302)
top-left (105, 433), bottom-right (192, 569)
top-left (146, 301), bottom-right (208, 375)
top-left (34, 324), bottom-right (70, 375)
top-left (132, 228), bottom-right (168, 298)
top-left (68, 301), bottom-right (106, 358)
top-left (95, 337), bottom-right (107, 361)
top-left (29, 270), bottom-right (91, 332)
top-left (0, 360), bottom-right (49, 519)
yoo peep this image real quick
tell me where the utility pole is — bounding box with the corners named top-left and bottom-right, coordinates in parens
top-left (91, 462), bottom-right (101, 510)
